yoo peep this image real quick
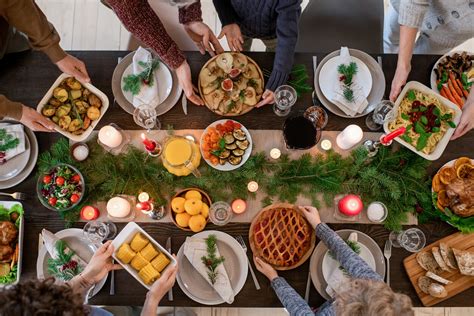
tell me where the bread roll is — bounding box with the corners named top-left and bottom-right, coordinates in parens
top-left (428, 283), bottom-right (448, 298)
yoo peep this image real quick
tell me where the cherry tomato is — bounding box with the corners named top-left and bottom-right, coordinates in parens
top-left (71, 174), bottom-right (81, 183)
top-left (55, 176), bottom-right (65, 186)
top-left (43, 175), bottom-right (52, 184)
top-left (48, 197), bottom-right (57, 206)
top-left (70, 194), bottom-right (80, 204)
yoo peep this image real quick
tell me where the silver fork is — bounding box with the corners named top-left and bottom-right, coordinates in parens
top-left (235, 235), bottom-right (260, 290)
top-left (0, 192), bottom-right (27, 200)
top-left (384, 240), bottom-right (392, 286)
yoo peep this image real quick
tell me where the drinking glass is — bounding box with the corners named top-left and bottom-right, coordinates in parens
top-left (209, 201), bottom-right (233, 226)
top-left (273, 85), bottom-right (297, 117)
top-left (83, 221), bottom-right (117, 245)
top-left (365, 100), bottom-right (394, 131)
top-left (133, 104), bottom-right (160, 131)
top-left (389, 228), bottom-right (426, 252)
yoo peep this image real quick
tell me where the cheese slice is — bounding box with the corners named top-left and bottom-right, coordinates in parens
top-left (183, 236), bottom-right (234, 304)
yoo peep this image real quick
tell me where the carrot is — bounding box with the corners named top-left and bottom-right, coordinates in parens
top-left (456, 78), bottom-right (469, 98)
top-left (440, 88), bottom-right (448, 98)
top-left (442, 85), bottom-right (460, 107)
top-left (448, 81), bottom-right (463, 106)
top-left (449, 73), bottom-right (463, 97)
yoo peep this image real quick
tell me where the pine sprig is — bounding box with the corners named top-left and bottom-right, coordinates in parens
top-left (123, 58), bottom-right (160, 96)
top-left (201, 234), bottom-right (225, 284)
top-left (337, 62), bottom-right (358, 102)
top-left (47, 240), bottom-right (83, 281)
top-left (0, 128), bottom-right (20, 152)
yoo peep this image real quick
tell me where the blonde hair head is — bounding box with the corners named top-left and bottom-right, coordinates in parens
top-left (334, 279), bottom-right (414, 316)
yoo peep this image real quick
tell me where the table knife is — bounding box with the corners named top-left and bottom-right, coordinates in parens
top-left (181, 92), bottom-right (188, 115)
top-left (304, 268), bottom-right (311, 302)
top-left (166, 237), bottom-right (174, 301)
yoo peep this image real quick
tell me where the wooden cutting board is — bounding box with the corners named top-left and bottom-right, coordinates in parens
top-left (403, 232), bottom-right (474, 306)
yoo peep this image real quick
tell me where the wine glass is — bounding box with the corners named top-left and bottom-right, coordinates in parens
top-left (365, 100), bottom-right (394, 131)
top-left (389, 228), bottom-right (426, 252)
top-left (133, 104), bottom-right (160, 132)
top-left (273, 85), bottom-right (297, 117)
top-left (83, 221), bottom-right (117, 246)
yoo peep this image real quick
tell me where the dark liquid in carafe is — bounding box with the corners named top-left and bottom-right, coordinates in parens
top-left (283, 116), bottom-right (317, 149)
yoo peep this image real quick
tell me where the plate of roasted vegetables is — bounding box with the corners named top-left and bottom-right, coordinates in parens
top-left (37, 73), bottom-right (109, 141)
top-left (200, 119), bottom-right (252, 171)
top-left (198, 53), bottom-right (264, 116)
top-left (0, 202), bottom-right (23, 286)
top-left (431, 51), bottom-right (473, 109)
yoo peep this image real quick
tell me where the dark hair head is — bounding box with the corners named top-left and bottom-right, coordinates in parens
top-left (0, 278), bottom-right (87, 316)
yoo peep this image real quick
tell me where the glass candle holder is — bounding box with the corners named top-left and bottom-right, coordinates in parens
top-left (106, 195), bottom-right (136, 222)
top-left (97, 124), bottom-right (130, 155)
top-left (209, 201), bottom-right (233, 226)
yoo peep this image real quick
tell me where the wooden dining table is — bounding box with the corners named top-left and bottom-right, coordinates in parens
top-left (0, 50), bottom-right (472, 308)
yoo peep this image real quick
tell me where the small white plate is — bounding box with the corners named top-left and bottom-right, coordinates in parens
top-left (0, 130), bottom-right (30, 181)
top-left (319, 55), bottom-right (372, 103)
top-left (200, 120), bottom-right (253, 172)
top-left (176, 230), bottom-right (248, 305)
top-left (120, 61), bottom-right (173, 107)
top-left (36, 228), bottom-right (106, 298)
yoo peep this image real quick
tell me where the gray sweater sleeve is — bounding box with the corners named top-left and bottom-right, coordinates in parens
top-left (398, 0), bottom-right (429, 28)
top-left (271, 277), bottom-right (315, 316)
top-left (316, 223), bottom-right (382, 281)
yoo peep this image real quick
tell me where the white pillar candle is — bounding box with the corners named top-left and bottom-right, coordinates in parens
top-left (98, 126), bottom-right (123, 148)
top-left (247, 181), bottom-right (259, 192)
top-left (320, 139), bottom-right (332, 151)
top-left (270, 148), bottom-right (281, 159)
top-left (107, 197), bottom-right (131, 218)
top-left (336, 125), bottom-right (363, 150)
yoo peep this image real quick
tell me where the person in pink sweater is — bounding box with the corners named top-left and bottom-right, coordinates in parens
top-left (106, 0), bottom-right (223, 105)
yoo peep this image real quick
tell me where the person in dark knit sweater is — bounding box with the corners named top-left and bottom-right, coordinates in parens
top-left (213, 0), bottom-right (302, 107)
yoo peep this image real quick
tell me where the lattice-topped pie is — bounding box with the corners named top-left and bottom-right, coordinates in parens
top-left (249, 203), bottom-right (315, 270)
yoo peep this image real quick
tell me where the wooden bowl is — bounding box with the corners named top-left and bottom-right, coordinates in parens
top-left (249, 202), bottom-right (316, 270)
top-left (169, 188), bottom-right (212, 232)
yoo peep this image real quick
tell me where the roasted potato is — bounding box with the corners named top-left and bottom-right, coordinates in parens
top-left (70, 89), bottom-right (82, 99)
top-left (42, 105), bottom-right (56, 117)
top-left (66, 77), bottom-right (82, 90)
top-left (52, 116), bottom-right (59, 123)
top-left (74, 101), bottom-right (89, 114)
top-left (88, 94), bottom-right (102, 108)
top-left (86, 106), bottom-right (100, 120)
top-left (49, 98), bottom-right (62, 107)
top-left (53, 88), bottom-right (68, 102)
top-left (83, 88), bottom-right (91, 98)
top-left (59, 115), bottom-right (71, 129)
top-left (68, 119), bottom-right (82, 132)
top-left (56, 104), bottom-right (71, 118)
top-left (83, 117), bottom-right (91, 129)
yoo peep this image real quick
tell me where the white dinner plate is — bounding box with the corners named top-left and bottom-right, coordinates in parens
top-left (176, 230), bottom-right (248, 305)
top-left (200, 120), bottom-right (253, 172)
top-left (0, 127), bottom-right (30, 181)
top-left (319, 55), bottom-right (372, 102)
top-left (0, 121), bottom-right (38, 190)
top-left (430, 50), bottom-right (474, 94)
top-left (36, 228), bottom-right (106, 298)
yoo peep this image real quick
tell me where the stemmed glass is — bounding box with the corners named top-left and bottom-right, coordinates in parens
top-left (389, 228), bottom-right (426, 252)
top-left (365, 100), bottom-right (395, 131)
top-left (83, 221), bottom-right (117, 246)
top-left (273, 85), bottom-right (297, 117)
top-left (133, 104), bottom-right (160, 132)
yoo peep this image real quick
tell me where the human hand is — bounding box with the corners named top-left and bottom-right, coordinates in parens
top-left (147, 263), bottom-right (178, 302)
top-left (255, 89), bottom-right (274, 108)
top-left (253, 256), bottom-right (278, 281)
top-left (176, 60), bottom-right (204, 106)
top-left (218, 24), bottom-right (243, 52)
top-left (55, 54), bottom-right (90, 83)
top-left (20, 105), bottom-right (55, 132)
top-left (452, 97), bottom-right (474, 139)
top-left (298, 206), bottom-right (321, 230)
top-left (184, 22), bottom-right (224, 56)
top-left (81, 241), bottom-right (122, 285)
top-left (389, 63), bottom-right (411, 101)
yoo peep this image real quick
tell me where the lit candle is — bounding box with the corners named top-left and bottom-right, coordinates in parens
top-left (320, 139), bottom-right (332, 151)
top-left (138, 192), bottom-right (150, 203)
top-left (247, 181), bottom-right (259, 193)
top-left (367, 202), bottom-right (387, 222)
top-left (338, 194), bottom-right (363, 216)
top-left (270, 148), bottom-right (281, 159)
top-left (107, 196), bottom-right (131, 218)
top-left (98, 126), bottom-right (123, 148)
top-left (231, 199), bottom-right (247, 214)
top-left (141, 133), bottom-right (156, 151)
top-left (336, 125), bottom-right (363, 150)
top-left (136, 201), bottom-right (152, 212)
top-left (80, 205), bottom-right (100, 221)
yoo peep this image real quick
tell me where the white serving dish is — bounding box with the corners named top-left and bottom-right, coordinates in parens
top-left (0, 201), bottom-right (24, 286)
top-left (36, 73), bottom-right (109, 142)
top-left (111, 222), bottom-right (177, 290)
top-left (383, 81), bottom-right (462, 161)
top-left (430, 50), bottom-right (474, 93)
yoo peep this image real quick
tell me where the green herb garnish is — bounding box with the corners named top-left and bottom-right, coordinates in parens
top-left (211, 138), bottom-right (226, 157)
top-left (201, 234), bottom-right (225, 285)
top-left (47, 240), bottom-right (83, 281)
top-left (123, 58), bottom-right (160, 95)
top-left (0, 129), bottom-right (20, 152)
top-left (407, 90), bottom-right (416, 101)
top-left (401, 113), bottom-right (410, 120)
top-left (416, 134), bottom-right (429, 151)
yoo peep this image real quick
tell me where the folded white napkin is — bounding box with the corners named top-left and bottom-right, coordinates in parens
top-left (183, 236), bottom-right (235, 304)
top-left (132, 46), bottom-right (161, 108)
top-left (0, 123), bottom-right (25, 162)
top-left (331, 47), bottom-right (368, 116)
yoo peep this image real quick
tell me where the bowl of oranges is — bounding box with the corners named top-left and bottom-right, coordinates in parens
top-left (170, 188), bottom-right (211, 232)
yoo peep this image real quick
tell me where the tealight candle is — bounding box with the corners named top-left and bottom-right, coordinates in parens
top-left (107, 196), bottom-right (131, 218)
top-left (270, 148), bottom-right (281, 159)
top-left (231, 199), bottom-right (247, 214)
top-left (320, 139), bottom-right (332, 151)
top-left (98, 126), bottom-right (123, 148)
top-left (72, 143), bottom-right (89, 161)
top-left (80, 205), bottom-right (100, 221)
top-left (141, 133), bottom-right (156, 151)
top-left (247, 181), bottom-right (259, 192)
top-left (336, 125), bottom-right (363, 150)
top-left (367, 202), bottom-right (388, 222)
top-left (338, 194), bottom-right (363, 216)
top-left (138, 192), bottom-right (150, 203)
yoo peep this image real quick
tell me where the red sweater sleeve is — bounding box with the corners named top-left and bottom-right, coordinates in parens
top-left (106, 0), bottom-right (185, 69)
top-left (178, 1), bottom-right (203, 24)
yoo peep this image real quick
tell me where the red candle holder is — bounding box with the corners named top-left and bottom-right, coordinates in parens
top-left (80, 205), bottom-right (100, 221)
top-left (141, 133), bottom-right (162, 157)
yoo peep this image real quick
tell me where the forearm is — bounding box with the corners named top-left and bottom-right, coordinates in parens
top-left (141, 293), bottom-right (161, 316)
top-left (178, 1), bottom-right (203, 24)
top-left (271, 277), bottom-right (314, 316)
top-left (316, 223), bottom-right (382, 281)
top-left (396, 25), bottom-right (418, 71)
top-left (66, 273), bottom-right (94, 297)
top-left (106, 0), bottom-right (186, 69)
top-left (212, 0), bottom-right (238, 26)
top-left (0, 95), bottom-right (23, 120)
